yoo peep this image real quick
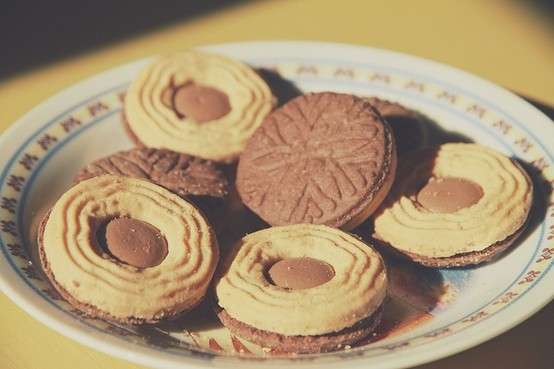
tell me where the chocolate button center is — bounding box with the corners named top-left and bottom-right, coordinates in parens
top-left (267, 257), bottom-right (335, 290)
top-left (416, 177), bottom-right (483, 213)
top-left (104, 218), bottom-right (168, 268)
top-left (172, 82), bottom-right (231, 123)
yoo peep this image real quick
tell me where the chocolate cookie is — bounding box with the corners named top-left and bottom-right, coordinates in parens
top-left (124, 51), bottom-right (275, 162)
top-left (217, 306), bottom-right (383, 354)
top-left (376, 223), bottom-right (527, 268)
top-left (39, 175), bottom-right (219, 324)
top-left (368, 97), bottom-right (427, 155)
top-left (214, 224), bottom-right (387, 353)
top-left (75, 148), bottom-right (228, 227)
top-left (236, 92), bottom-right (397, 230)
top-left (373, 144), bottom-right (533, 267)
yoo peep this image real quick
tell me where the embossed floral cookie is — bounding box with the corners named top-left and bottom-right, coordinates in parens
top-left (214, 224), bottom-right (387, 353)
top-left (373, 143), bottom-right (533, 267)
top-left (124, 50), bottom-right (274, 162)
top-left (368, 97), bottom-right (427, 155)
top-left (236, 92), bottom-right (397, 230)
top-left (74, 148), bottom-right (228, 228)
top-left (39, 175), bottom-right (219, 323)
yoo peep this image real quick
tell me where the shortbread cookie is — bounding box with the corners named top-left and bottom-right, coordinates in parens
top-left (39, 175), bottom-right (219, 323)
top-left (373, 143), bottom-right (533, 267)
top-left (214, 224), bottom-right (387, 353)
top-left (124, 51), bottom-right (274, 162)
top-left (236, 92), bottom-right (397, 230)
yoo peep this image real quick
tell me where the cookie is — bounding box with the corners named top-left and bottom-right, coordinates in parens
top-left (214, 224), bottom-right (387, 353)
top-left (39, 175), bottom-right (219, 323)
top-left (124, 50), bottom-right (274, 162)
top-left (373, 143), bottom-right (533, 267)
top-left (74, 148), bottom-right (228, 227)
top-left (368, 97), bottom-right (427, 155)
top-left (216, 306), bottom-right (382, 354)
top-left (236, 92), bottom-right (397, 231)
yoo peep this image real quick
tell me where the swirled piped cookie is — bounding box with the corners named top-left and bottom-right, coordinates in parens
top-left (236, 92), bottom-right (397, 230)
top-left (373, 143), bottom-right (533, 267)
top-left (124, 50), bottom-right (274, 162)
top-left (214, 224), bottom-right (387, 353)
top-left (38, 175), bottom-right (219, 323)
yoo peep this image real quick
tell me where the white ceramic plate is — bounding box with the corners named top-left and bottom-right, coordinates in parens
top-left (0, 41), bottom-right (552, 369)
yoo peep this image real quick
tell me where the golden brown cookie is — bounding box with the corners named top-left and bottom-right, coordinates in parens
top-left (214, 224), bottom-right (387, 353)
top-left (236, 92), bottom-right (397, 231)
top-left (39, 175), bottom-right (219, 323)
top-left (373, 143), bottom-right (533, 267)
top-left (74, 148), bottom-right (228, 228)
top-left (124, 51), bottom-right (275, 162)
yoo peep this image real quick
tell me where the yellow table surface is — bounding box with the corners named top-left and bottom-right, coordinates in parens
top-left (1, 1), bottom-right (552, 368)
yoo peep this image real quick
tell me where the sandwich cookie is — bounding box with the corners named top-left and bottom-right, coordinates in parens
top-left (236, 92), bottom-right (397, 230)
top-left (368, 97), bottom-right (427, 155)
top-left (214, 224), bottom-right (387, 353)
top-left (124, 50), bottom-right (274, 162)
top-left (39, 175), bottom-right (219, 323)
top-left (373, 143), bottom-right (533, 267)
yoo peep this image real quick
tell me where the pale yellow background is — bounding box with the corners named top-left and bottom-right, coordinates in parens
top-left (1, 0), bottom-right (552, 368)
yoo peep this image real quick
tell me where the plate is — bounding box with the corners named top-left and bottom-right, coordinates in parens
top-left (0, 41), bottom-right (552, 369)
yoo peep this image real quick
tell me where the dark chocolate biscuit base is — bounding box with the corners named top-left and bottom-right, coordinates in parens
top-left (75, 146), bottom-right (229, 229)
top-left (368, 97), bottom-right (427, 155)
top-left (367, 97), bottom-right (420, 119)
top-left (374, 222), bottom-right (527, 268)
top-left (38, 212), bottom-right (204, 325)
top-left (236, 92), bottom-right (397, 230)
top-left (75, 147), bottom-right (228, 198)
top-left (216, 306), bottom-right (383, 354)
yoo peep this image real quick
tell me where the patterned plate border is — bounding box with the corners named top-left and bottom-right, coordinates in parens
top-left (0, 42), bottom-right (552, 368)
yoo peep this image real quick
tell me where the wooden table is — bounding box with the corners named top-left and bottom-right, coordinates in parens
top-left (1, 1), bottom-right (552, 368)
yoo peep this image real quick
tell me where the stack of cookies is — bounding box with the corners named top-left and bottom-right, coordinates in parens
top-left (38, 50), bottom-right (533, 354)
